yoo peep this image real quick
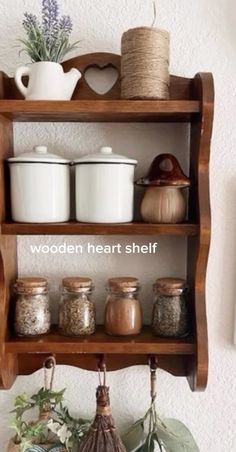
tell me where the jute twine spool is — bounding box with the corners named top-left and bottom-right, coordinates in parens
top-left (121, 26), bottom-right (170, 99)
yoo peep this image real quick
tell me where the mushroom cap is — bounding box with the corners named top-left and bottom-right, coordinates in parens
top-left (135, 153), bottom-right (190, 187)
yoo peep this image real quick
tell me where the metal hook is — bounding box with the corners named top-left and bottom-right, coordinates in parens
top-left (97, 354), bottom-right (106, 370)
top-left (149, 355), bottom-right (158, 371)
top-left (97, 354), bottom-right (106, 386)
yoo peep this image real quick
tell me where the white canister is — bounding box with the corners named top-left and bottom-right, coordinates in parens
top-left (8, 146), bottom-right (70, 223)
top-left (74, 147), bottom-right (137, 223)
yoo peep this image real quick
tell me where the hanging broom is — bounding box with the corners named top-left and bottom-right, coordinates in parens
top-left (78, 363), bottom-right (126, 452)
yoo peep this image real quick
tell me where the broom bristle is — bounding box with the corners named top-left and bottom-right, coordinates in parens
top-left (78, 386), bottom-right (126, 452)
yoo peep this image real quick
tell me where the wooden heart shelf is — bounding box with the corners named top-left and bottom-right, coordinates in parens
top-left (0, 53), bottom-right (214, 391)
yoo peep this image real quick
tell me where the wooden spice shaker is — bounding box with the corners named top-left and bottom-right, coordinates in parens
top-left (136, 154), bottom-right (190, 223)
top-left (105, 277), bottom-right (142, 336)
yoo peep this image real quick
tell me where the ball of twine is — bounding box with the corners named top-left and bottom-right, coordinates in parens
top-left (121, 26), bottom-right (170, 99)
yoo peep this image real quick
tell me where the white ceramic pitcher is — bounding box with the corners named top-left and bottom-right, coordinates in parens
top-left (15, 61), bottom-right (81, 100)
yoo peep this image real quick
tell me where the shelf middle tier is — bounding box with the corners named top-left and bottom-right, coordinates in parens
top-left (1, 222), bottom-right (198, 236)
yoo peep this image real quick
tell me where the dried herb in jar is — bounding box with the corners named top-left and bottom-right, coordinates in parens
top-left (59, 277), bottom-right (96, 336)
top-left (152, 278), bottom-right (190, 337)
top-left (14, 277), bottom-right (51, 337)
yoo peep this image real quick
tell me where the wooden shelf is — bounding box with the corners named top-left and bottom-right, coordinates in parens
top-left (0, 53), bottom-right (214, 391)
top-left (0, 99), bottom-right (200, 123)
top-left (1, 222), bottom-right (199, 236)
top-left (6, 326), bottom-right (195, 355)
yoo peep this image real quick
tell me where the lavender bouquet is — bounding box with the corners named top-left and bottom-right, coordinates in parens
top-left (20, 0), bottom-right (79, 63)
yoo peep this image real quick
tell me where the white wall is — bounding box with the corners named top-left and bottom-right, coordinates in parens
top-left (0, 1), bottom-right (236, 451)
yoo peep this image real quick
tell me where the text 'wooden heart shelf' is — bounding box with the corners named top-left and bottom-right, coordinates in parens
top-left (0, 53), bottom-right (214, 391)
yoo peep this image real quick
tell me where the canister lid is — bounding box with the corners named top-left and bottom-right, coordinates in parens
top-left (8, 146), bottom-right (70, 164)
top-left (73, 146), bottom-right (137, 165)
top-left (154, 277), bottom-right (187, 295)
top-left (62, 277), bottom-right (93, 290)
top-left (108, 277), bottom-right (139, 289)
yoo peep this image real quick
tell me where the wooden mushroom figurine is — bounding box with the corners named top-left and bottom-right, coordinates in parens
top-left (136, 154), bottom-right (190, 223)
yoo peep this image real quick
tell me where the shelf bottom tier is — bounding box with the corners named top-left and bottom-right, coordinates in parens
top-left (6, 326), bottom-right (194, 355)
top-left (4, 326), bottom-right (195, 378)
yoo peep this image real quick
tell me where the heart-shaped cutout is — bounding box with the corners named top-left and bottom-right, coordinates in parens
top-left (84, 65), bottom-right (119, 95)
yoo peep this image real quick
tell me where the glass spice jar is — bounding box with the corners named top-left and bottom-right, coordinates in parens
top-left (14, 277), bottom-right (51, 337)
top-left (59, 277), bottom-right (96, 336)
top-left (105, 277), bottom-right (142, 336)
top-left (152, 278), bottom-right (190, 337)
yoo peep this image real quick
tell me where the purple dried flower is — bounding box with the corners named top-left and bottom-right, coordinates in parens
top-left (21, 0), bottom-right (77, 63)
top-left (59, 15), bottom-right (73, 34)
top-left (23, 12), bottom-right (38, 31)
top-left (42, 0), bottom-right (59, 44)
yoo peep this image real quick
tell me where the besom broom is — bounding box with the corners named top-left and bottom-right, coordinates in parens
top-left (78, 364), bottom-right (126, 452)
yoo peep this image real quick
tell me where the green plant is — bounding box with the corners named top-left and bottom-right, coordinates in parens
top-left (19, 0), bottom-right (79, 63)
top-left (123, 400), bottom-right (199, 452)
top-left (11, 388), bottom-right (65, 451)
top-left (123, 365), bottom-right (199, 452)
top-left (10, 388), bottom-right (90, 452)
top-left (48, 404), bottom-right (90, 451)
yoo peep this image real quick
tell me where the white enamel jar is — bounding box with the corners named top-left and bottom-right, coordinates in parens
top-left (74, 147), bottom-right (137, 223)
top-left (8, 146), bottom-right (70, 223)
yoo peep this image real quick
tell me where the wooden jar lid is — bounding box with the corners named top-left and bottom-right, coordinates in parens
top-left (108, 277), bottom-right (139, 289)
top-left (16, 277), bottom-right (48, 288)
top-left (62, 277), bottom-right (92, 290)
top-left (154, 277), bottom-right (187, 295)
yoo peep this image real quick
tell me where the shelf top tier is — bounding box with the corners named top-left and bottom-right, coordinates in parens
top-left (0, 99), bottom-right (200, 123)
top-left (0, 52), bottom-right (204, 123)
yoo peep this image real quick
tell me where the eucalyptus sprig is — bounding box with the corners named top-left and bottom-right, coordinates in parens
top-left (19, 0), bottom-right (80, 63)
top-left (123, 400), bottom-right (200, 452)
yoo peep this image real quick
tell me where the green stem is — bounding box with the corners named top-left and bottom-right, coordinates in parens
top-left (149, 404), bottom-right (153, 433)
top-left (156, 437), bottom-right (163, 451)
